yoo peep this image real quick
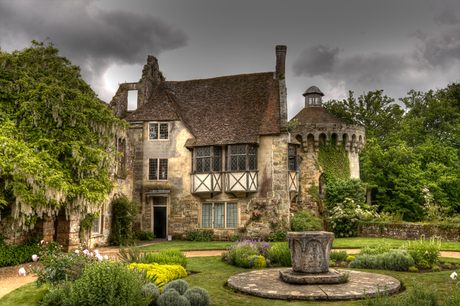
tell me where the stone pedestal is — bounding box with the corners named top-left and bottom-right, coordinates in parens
top-left (280, 231), bottom-right (343, 284)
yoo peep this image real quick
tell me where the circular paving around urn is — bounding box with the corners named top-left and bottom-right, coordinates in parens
top-left (227, 269), bottom-right (400, 301)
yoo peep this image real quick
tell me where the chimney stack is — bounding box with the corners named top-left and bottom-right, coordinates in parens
top-left (275, 45), bottom-right (287, 78)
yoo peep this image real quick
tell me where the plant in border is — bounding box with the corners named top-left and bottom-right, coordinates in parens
top-left (328, 198), bottom-right (376, 237)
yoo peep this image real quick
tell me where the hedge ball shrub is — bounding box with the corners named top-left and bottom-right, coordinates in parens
top-left (162, 279), bottom-right (190, 295)
top-left (349, 250), bottom-right (415, 271)
top-left (183, 287), bottom-right (211, 306)
top-left (157, 289), bottom-right (190, 306)
top-left (142, 283), bottom-right (160, 303)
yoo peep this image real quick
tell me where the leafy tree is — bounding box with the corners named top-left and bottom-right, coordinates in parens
top-left (323, 90), bottom-right (404, 141)
top-left (0, 41), bottom-right (127, 228)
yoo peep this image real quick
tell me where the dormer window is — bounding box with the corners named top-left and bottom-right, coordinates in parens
top-left (193, 147), bottom-right (222, 173)
top-left (303, 86), bottom-right (324, 108)
top-left (227, 145), bottom-right (257, 171)
top-left (149, 123), bottom-right (169, 140)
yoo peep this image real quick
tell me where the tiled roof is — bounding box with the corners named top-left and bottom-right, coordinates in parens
top-left (290, 106), bottom-right (344, 125)
top-left (125, 72), bottom-right (281, 146)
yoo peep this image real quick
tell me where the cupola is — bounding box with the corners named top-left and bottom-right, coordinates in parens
top-left (303, 86), bottom-right (324, 107)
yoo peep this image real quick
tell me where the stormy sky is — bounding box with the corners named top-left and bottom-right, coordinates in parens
top-left (1, 0), bottom-right (459, 119)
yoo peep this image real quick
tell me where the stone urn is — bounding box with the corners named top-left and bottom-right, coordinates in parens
top-left (279, 231), bottom-right (343, 284)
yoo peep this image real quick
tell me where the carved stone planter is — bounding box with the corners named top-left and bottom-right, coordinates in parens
top-left (279, 231), bottom-right (343, 284)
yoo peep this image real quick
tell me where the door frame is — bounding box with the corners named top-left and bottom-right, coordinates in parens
top-left (150, 195), bottom-right (169, 238)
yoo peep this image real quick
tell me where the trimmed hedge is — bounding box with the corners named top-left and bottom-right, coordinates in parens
top-left (130, 263), bottom-right (187, 286)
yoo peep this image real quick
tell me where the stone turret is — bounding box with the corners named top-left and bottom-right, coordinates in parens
top-left (289, 86), bottom-right (365, 213)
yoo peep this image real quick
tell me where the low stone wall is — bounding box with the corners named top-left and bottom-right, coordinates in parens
top-left (359, 222), bottom-right (460, 242)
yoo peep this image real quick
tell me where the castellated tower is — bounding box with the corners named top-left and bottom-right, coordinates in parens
top-left (289, 86), bottom-right (365, 215)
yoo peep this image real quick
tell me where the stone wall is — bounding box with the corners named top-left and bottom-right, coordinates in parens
top-left (359, 223), bottom-right (460, 242)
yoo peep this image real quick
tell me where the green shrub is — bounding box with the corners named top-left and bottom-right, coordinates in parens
top-left (290, 211), bottom-right (323, 232)
top-left (130, 263), bottom-right (187, 287)
top-left (162, 279), bottom-right (190, 295)
top-left (267, 243), bottom-right (291, 267)
top-left (346, 256), bottom-right (355, 262)
top-left (267, 230), bottom-right (287, 242)
top-left (444, 262), bottom-right (452, 269)
top-left (329, 251), bottom-right (348, 261)
top-left (349, 250), bottom-right (415, 271)
top-left (183, 287), bottom-right (211, 306)
top-left (118, 245), bottom-right (142, 263)
top-left (135, 231), bottom-right (155, 241)
top-left (110, 195), bottom-right (139, 246)
top-left (142, 283), bottom-right (160, 305)
top-left (328, 198), bottom-right (375, 237)
top-left (174, 233), bottom-right (183, 241)
top-left (157, 289), bottom-right (190, 306)
top-left (139, 249), bottom-right (187, 268)
top-left (230, 233), bottom-right (241, 242)
top-left (445, 287), bottom-right (460, 306)
top-left (324, 178), bottom-right (366, 210)
top-left (186, 229), bottom-right (214, 242)
top-left (38, 284), bottom-right (71, 306)
top-left (0, 243), bottom-right (41, 267)
top-left (358, 240), bottom-right (392, 256)
top-left (408, 266), bottom-right (418, 272)
top-left (341, 261), bottom-right (347, 267)
top-left (253, 255), bottom-right (267, 269)
top-left (403, 235), bottom-right (441, 268)
top-left (431, 265), bottom-right (442, 272)
top-left (233, 244), bottom-right (258, 268)
top-left (248, 255), bottom-right (259, 267)
top-left (329, 260), bottom-right (336, 267)
top-left (65, 261), bottom-right (149, 306)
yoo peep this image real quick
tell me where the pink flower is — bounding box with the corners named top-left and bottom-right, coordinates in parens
top-left (32, 255), bottom-right (38, 262)
top-left (40, 240), bottom-right (44, 244)
top-left (83, 249), bottom-right (89, 255)
top-left (94, 250), bottom-right (99, 255)
top-left (75, 250), bottom-right (80, 254)
top-left (289, 207), bottom-right (293, 210)
top-left (18, 268), bottom-right (26, 276)
top-left (96, 254), bottom-right (103, 261)
top-left (90, 252), bottom-right (94, 257)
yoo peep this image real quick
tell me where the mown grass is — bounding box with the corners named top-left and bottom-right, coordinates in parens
top-left (2, 256), bottom-right (459, 306)
top-left (138, 237), bottom-right (460, 253)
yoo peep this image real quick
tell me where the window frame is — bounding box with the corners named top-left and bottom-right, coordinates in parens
top-left (201, 202), bottom-right (238, 229)
top-left (288, 144), bottom-right (298, 171)
top-left (148, 158), bottom-right (168, 181)
top-left (192, 146), bottom-right (222, 173)
top-left (148, 122), bottom-right (169, 140)
top-left (91, 206), bottom-right (104, 235)
top-left (227, 144), bottom-right (257, 171)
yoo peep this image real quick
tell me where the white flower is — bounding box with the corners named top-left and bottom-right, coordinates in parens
top-left (104, 255), bottom-right (109, 260)
top-left (94, 250), bottom-right (99, 255)
top-left (75, 250), bottom-right (80, 254)
top-left (451, 272), bottom-right (458, 280)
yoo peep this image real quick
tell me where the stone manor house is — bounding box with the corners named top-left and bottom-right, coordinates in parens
top-left (0, 45), bottom-right (365, 249)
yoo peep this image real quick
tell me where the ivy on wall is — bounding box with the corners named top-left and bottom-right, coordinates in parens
top-left (317, 136), bottom-right (350, 182)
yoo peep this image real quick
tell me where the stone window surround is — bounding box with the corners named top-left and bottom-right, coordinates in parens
top-left (149, 158), bottom-right (168, 181)
top-left (200, 201), bottom-right (239, 229)
top-left (148, 122), bottom-right (169, 141)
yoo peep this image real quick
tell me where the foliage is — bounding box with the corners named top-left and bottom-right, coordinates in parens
top-left (38, 283), bottom-right (71, 306)
top-left (230, 233), bottom-right (241, 242)
top-left (186, 229), bottom-right (214, 242)
top-left (358, 239), bottom-right (392, 256)
top-left (0, 243), bottom-right (41, 267)
top-left (118, 245), bottom-right (141, 263)
top-left (141, 283), bottom-right (160, 305)
top-left (138, 249), bottom-right (187, 268)
top-left (317, 136), bottom-right (350, 182)
top-left (324, 178), bottom-right (367, 210)
top-left (403, 235), bottom-right (441, 268)
top-left (329, 251), bottom-right (348, 261)
top-left (183, 287), bottom-right (211, 306)
top-left (432, 265), bottom-right (442, 272)
top-left (346, 255), bottom-right (355, 261)
top-left (349, 250), bottom-right (415, 271)
top-left (110, 195), bottom-right (139, 245)
top-left (408, 266), bottom-right (418, 272)
top-left (0, 41), bottom-right (127, 226)
top-left (339, 272), bottom-right (350, 284)
top-left (362, 279), bottom-right (439, 306)
top-left (222, 239), bottom-right (271, 268)
top-left (267, 230), bottom-right (287, 242)
top-left (65, 260), bottom-right (150, 306)
top-left (157, 289), bottom-right (189, 306)
top-left (243, 199), bottom-right (287, 238)
top-left (328, 198), bottom-right (376, 237)
top-left (78, 213), bottom-right (98, 244)
top-left (129, 263), bottom-right (187, 287)
top-left (266, 242), bottom-right (291, 267)
top-left (163, 279), bottom-right (190, 295)
top-left (253, 255), bottom-right (267, 269)
top-left (290, 210), bottom-right (323, 232)
top-left (135, 231), bottom-right (155, 241)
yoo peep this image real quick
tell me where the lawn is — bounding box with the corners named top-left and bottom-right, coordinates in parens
top-left (2, 256), bottom-right (459, 306)
top-left (138, 237), bottom-right (460, 252)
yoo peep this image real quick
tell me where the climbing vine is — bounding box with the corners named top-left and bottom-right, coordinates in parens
top-left (317, 135), bottom-right (350, 182)
top-left (241, 199), bottom-right (288, 240)
top-left (0, 41), bottom-right (128, 228)
top-left (78, 213), bottom-right (99, 244)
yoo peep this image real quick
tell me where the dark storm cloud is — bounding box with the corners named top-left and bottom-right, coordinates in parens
top-left (0, 0), bottom-right (188, 95)
top-left (292, 45), bottom-right (340, 77)
top-left (433, 8), bottom-right (460, 25)
top-left (293, 24), bottom-right (460, 97)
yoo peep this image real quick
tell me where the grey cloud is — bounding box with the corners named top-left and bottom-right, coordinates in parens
top-left (292, 45), bottom-right (340, 77)
top-left (408, 29), bottom-right (430, 41)
top-left (0, 0), bottom-right (188, 99)
top-left (434, 8), bottom-right (459, 25)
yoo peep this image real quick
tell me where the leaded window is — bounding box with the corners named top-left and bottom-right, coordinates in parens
top-left (228, 145), bottom-right (257, 171)
top-left (149, 158), bottom-right (168, 180)
top-left (194, 146), bottom-right (222, 173)
top-left (149, 123), bottom-right (168, 140)
top-left (201, 202), bottom-right (238, 228)
top-left (288, 144), bottom-right (297, 171)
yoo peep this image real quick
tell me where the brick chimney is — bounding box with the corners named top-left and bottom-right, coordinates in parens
top-left (275, 45), bottom-right (287, 79)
